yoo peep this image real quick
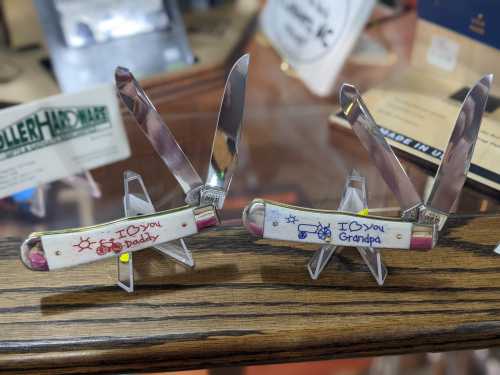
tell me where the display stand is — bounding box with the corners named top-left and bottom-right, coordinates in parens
top-left (117, 170), bottom-right (194, 293)
top-left (494, 242), bottom-right (500, 255)
top-left (307, 171), bottom-right (388, 286)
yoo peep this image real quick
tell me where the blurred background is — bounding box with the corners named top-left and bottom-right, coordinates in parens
top-left (0, 0), bottom-right (499, 374)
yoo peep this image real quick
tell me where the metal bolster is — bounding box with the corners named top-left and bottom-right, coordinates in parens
top-left (242, 199), bottom-right (265, 237)
top-left (401, 202), bottom-right (424, 222)
top-left (199, 186), bottom-right (226, 210)
top-left (194, 205), bottom-right (220, 231)
top-left (418, 206), bottom-right (449, 231)
top-left (410, 223), bottom-right (437, 250)
top-left (186, 185), bottom-right (227, 210)
top-left (20, 235), bottom-right (49, 271)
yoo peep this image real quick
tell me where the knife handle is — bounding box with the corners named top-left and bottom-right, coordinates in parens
top-left (243, 199), bottom-right (436, 250)
top-left (21, 205), bottom-right (218, 271)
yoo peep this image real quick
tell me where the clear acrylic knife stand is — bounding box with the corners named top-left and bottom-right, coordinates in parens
top-left (117, 170), bottom-right (194, 292)
top-left (307, 170), bottom-right (388, 286)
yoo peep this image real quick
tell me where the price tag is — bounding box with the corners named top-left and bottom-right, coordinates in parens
top-left (426, 35), bottom-right (460, 72)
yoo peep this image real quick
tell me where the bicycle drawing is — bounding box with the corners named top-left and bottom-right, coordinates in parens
top-left (297, 222), bottom-right (332, 241)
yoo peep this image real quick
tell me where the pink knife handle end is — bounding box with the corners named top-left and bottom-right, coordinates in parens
top-left (194, 205), bottom-right (220, 231)
top-left (20, 236), bottom-right (49, 271)
top-left (410, 224), bottom-right (437, 251)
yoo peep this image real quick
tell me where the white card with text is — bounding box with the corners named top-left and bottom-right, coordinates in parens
top-left (0, 84), bottom-right (130, 199)
top-left (261, 0), bottom-right (375, 96)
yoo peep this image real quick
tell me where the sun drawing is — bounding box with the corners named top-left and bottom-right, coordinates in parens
top-left (73, 236), bottom-right (96, 252)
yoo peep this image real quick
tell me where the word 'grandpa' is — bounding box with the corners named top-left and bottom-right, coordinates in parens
top-left (337, 220), bottom-right (384, 246)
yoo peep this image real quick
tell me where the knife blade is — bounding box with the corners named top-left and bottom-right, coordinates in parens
top-left (206, 54), bottom-right (250, 193)
top-left (339, 83), bottom-right (423, 219)
top-left (422, 74), bottom-right (492, 225)
top-left (115, 67), bottom-right (203, 197)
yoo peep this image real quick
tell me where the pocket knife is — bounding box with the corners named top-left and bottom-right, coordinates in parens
top-left (243, 74), bottom-right (492, 250)
top-left (21, 54), bottom-right (250, 271)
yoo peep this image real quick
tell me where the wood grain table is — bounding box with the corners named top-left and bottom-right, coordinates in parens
top-left (1, 10), bottom-right (500, 375)
top-left (1, 214), bottom-right (500, 374)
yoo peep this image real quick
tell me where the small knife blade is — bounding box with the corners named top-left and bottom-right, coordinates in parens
top-left (205, 54), bottom-right (250, 193)
top-left (340, 84), bottom-right (423, 217)
top-left (115, 67), bottom-right (203, 197)
top-left (425, 74), bottom-right (492, 215)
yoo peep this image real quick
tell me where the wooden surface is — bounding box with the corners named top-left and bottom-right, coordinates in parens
top-left (1, 9), bottom-right (500, 375)
top-left (1, 215), bottom-right (500, 374)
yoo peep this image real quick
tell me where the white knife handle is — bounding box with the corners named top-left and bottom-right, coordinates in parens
top-left (21, 205), bottom-right (218, 271)
top-left (243, 199), bottom-right (436, 250)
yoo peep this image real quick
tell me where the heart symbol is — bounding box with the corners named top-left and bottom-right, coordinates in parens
top-left (348, 220), bottom-right (363, 232)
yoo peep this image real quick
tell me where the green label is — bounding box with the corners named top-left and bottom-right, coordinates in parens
top-left (0, 106), bottom-right (110, 160)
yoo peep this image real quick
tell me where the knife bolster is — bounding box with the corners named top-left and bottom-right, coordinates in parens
top-left (401, 203), bottom-right (424, 222)
top-left (418, 206), bottom-right (448, 231)
top-left (199, 186), bottom-right (226, 210)
top-left (242, 199), bottom-right (265, 237)
top-left (194, 204), bottom-right (220, 231)
top-left (410, 223), bottom-right (437, 250)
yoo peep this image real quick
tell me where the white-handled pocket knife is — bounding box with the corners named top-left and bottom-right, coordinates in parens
top-left (243, 74), bottom-right (492, 251)
top-left (21, 54), bottom-right (250, 272)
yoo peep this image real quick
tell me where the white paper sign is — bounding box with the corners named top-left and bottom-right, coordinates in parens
top-left (426, 35), bottom-right (460, 72)
top-left (261, 0), bottom-right (375, 96)
top-left (0, 84), bottom-right (130, 199)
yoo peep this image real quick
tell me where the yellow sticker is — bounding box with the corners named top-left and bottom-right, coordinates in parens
top-left (357, 208), bottom-right (369, 216)
top-left (119, 253), bottom-right (130, 263)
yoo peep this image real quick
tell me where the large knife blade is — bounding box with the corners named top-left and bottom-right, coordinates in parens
top-left (115, 67), bottom-right (203, 197)
top-left (205, 54), bottom-right (250, 194)
top-left (424, 74), bottom-right (492, 220)
top-left (340, 84), bottom-right (423, 219)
